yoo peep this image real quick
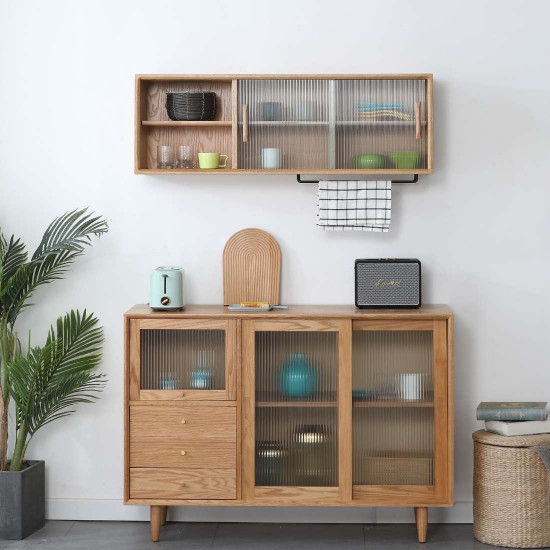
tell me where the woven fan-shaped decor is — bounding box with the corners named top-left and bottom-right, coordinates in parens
top-left (223, 228), bottom-right (281, 306)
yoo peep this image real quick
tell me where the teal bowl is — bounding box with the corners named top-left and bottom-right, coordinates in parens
top-left (354, 154), bottom-right (386, 169)
top-left (392, 151), bottom-right (420, 169)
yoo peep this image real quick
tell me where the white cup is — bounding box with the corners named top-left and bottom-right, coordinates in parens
top-left (261, 148), bottom-right (281, 169)
top-left (399, 373), bottom-right (424, 401)
top-left (295, 100), bottom-right (314, 121)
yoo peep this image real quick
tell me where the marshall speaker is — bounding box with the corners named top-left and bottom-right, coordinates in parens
top-left (355, 259), bottom-right (421, 309)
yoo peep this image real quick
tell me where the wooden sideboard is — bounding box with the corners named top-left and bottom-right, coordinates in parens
top-left (124, 305), bottom-right (453, 542)
top-left (135, 74), bottom-right (433, 175)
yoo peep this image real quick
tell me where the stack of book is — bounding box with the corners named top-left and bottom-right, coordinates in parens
top-left (477, 402), bottom-right (549, 436)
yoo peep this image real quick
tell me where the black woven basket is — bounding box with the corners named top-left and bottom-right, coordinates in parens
top-left (166, 92), bottom-right (216, 121)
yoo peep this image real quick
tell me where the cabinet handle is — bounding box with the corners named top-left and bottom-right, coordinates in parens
top-left (243, 104), bottom-right (249, 143)
top-left (415, 101), bottom-right (422, 140)
top-left (180, 450), bottom-right (186, 456)
top-left (180, 483), bottom-right (186, 487)
top-left (180, 419), bottom-right (186, 424)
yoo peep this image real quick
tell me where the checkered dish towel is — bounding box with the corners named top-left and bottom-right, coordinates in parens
top-left (317, 180), bottom-right (391, 232)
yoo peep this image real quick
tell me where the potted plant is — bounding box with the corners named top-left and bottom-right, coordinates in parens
top-left (0, 209), bottom-right (108, 539)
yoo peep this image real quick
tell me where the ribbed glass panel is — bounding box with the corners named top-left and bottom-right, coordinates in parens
top-left (238, 78), bottom-right (427, 171)
top-left (239, 79), bottom-right (331, 170)
top-left (335, 79), bottom-right (427, 170)
top-left (140, 329), bottom-right (225, 390)
top-left (352, 331), bottom-right (434, 485)
top-left (255, 331), bottom-right (338, 487)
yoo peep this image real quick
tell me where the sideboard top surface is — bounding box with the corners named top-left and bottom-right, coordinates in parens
top-left (125, 304), bottom-right (452, 319)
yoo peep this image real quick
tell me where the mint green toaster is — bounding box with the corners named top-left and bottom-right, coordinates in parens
top-left (150, 266), bottom-right (184, 310)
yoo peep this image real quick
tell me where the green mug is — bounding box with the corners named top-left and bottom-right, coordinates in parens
top-left (198, 152), bottom-right (229, 169)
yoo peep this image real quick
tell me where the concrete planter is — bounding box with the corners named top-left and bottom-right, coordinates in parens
top-left (0, 460), bottom-right (45, 539)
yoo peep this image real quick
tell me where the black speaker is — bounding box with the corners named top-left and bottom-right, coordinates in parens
top-left (355, 259), bottom-right (421, 309)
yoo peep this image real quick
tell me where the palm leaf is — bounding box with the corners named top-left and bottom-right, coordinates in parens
top-left (7, 310), bottom-right (106, 437)
top-left (32, 208), bottom-right (108, 260)
top-left (0, 234), bottom-right (28, 283)
top-left (1, 209), bottom-right (108, 325)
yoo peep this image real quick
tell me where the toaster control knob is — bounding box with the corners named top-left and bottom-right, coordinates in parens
top-left (160, 296), bottom-right (170, 306)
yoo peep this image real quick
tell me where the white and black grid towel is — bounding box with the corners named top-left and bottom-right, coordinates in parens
top-left (317, 180), bottom-right (391, 232)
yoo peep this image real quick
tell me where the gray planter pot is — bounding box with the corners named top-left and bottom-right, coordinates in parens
top-left (0, 460), bottom-right (45, 540)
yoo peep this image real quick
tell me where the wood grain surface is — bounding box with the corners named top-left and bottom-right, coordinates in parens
top-left (125, 304), bottom-right (453, 319)
top-left (130, 406), bottom-right (236, 440)
top-left (130, 468), bottom-right (236, 500)
top-left (223, 228), bottom-right (281, 306)
top-left (130, 440), bottom-right (236, 468)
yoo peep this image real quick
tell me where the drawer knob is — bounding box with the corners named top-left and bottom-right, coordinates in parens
top-left (181, 483), bottom-right (186, 487)
top-left (181, 419), bottom-right (186, 424)
top-left (180, 450), bottom-right (186, 456)
top-left (181, 392), bottom-right (185, 397)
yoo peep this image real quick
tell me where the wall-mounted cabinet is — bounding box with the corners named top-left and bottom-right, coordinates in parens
top-left (135, 74), bottom-right (433, 175)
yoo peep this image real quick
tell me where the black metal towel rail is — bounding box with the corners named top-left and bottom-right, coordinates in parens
top-left (297, 174), bottom-right (419, 184)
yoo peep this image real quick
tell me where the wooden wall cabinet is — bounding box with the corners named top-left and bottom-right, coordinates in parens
top-left (135, 74), bottom-right (433, 175)
top-left (124, 305), bottom-right (453, 543)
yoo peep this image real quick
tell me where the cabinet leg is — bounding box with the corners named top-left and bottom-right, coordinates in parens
top-left (414, 507), bottom-right (428, 543)
top-left (151, 505), bottom-right (162, 542)
top-left (161, 506), bottom-right (168, 526)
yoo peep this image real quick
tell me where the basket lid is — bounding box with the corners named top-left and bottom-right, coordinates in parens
top-left (473, 429), bottom-right (550, 447)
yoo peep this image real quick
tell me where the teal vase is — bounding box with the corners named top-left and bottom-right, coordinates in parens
top-left (279, 353), bottom-right (316, 398)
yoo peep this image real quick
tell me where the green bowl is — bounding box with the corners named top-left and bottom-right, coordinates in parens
top-left (392, 151), bottom-right (420, 169)
top-left (354, 154), bottom-right (386, 169)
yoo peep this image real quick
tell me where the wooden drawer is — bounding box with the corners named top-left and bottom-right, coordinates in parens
top-left (130, 406), bottom-right (236, 440)
top-left (129, 406), bottom-right (236, 468)
top-left (130, 440), bottom-right (236, 468)
top-left (130, 468), bottom-right (236, 500)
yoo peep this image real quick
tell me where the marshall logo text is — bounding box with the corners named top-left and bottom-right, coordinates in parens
top-left (376, 279), bottom-right (401, 287)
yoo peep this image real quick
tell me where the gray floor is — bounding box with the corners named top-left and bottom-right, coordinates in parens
top-left (0, 522), bottom-right (490, 549)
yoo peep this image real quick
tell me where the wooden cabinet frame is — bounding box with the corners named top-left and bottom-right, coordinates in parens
top-left (351, 319), bottom-right (451, 507)
top-left (124, 305), bottom-right (453, 543)
top-left (129, 318), bottom-right (237, 402)
top-left (241, 318), bottom-right (352, 504)
top-left (135, 74), bottom-right (434, 175)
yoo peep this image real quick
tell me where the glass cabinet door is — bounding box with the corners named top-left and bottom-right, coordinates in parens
top-left (334, 79), bottom-right (428, 171)
top-left (242, 319), bottom-right (350, 502)
top-left (238, 77), bottom-right (430, 172)
top-left (129, 319), bottom-right (236, 401)
top-left (351, 320), bottom-right (448, 502)
top-left (238, 79), bottom-right (332, 170)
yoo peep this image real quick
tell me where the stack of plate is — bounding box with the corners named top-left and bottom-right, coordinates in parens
top-left (166, 92), bottom-right (216, 121)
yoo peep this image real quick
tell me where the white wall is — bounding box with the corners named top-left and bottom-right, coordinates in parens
top-left (1, 0), bottom-right (549, 524)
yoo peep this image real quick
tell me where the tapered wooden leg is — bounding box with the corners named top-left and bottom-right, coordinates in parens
top-left (151, 505), bottom-right (162, 542)
top-left (161, 506), bottom-right (168, 526)
top-left (414, 507), bottom-right (428, 542)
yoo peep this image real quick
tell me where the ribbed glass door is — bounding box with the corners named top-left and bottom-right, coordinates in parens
top-left (335, 79), bottom-right (428, 171)
top-left (352, 321), bottom-right (440, 487)
top-left (238, 77), bottom-right (429, 172)
top-left (254, 331), bottom-right (338, 487)
top-left (132, 319), bottom-right (236, 401)
top-left (238, 79), bottom-right (331, 170)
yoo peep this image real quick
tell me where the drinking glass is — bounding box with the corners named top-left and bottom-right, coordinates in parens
top-left (157, 145), bottom-right (175, 169)
top-left (176, 145), bottom-right (194, 169)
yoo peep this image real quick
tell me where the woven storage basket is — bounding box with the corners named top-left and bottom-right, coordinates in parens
top-left (473, 429), bottom-right (550, 548)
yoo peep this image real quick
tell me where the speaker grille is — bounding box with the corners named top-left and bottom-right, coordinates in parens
top-left (356, 262), bottom-right (420, 307)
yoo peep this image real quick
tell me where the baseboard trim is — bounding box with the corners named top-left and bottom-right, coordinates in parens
top-left (46, 499), bottom-right (473, 523)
